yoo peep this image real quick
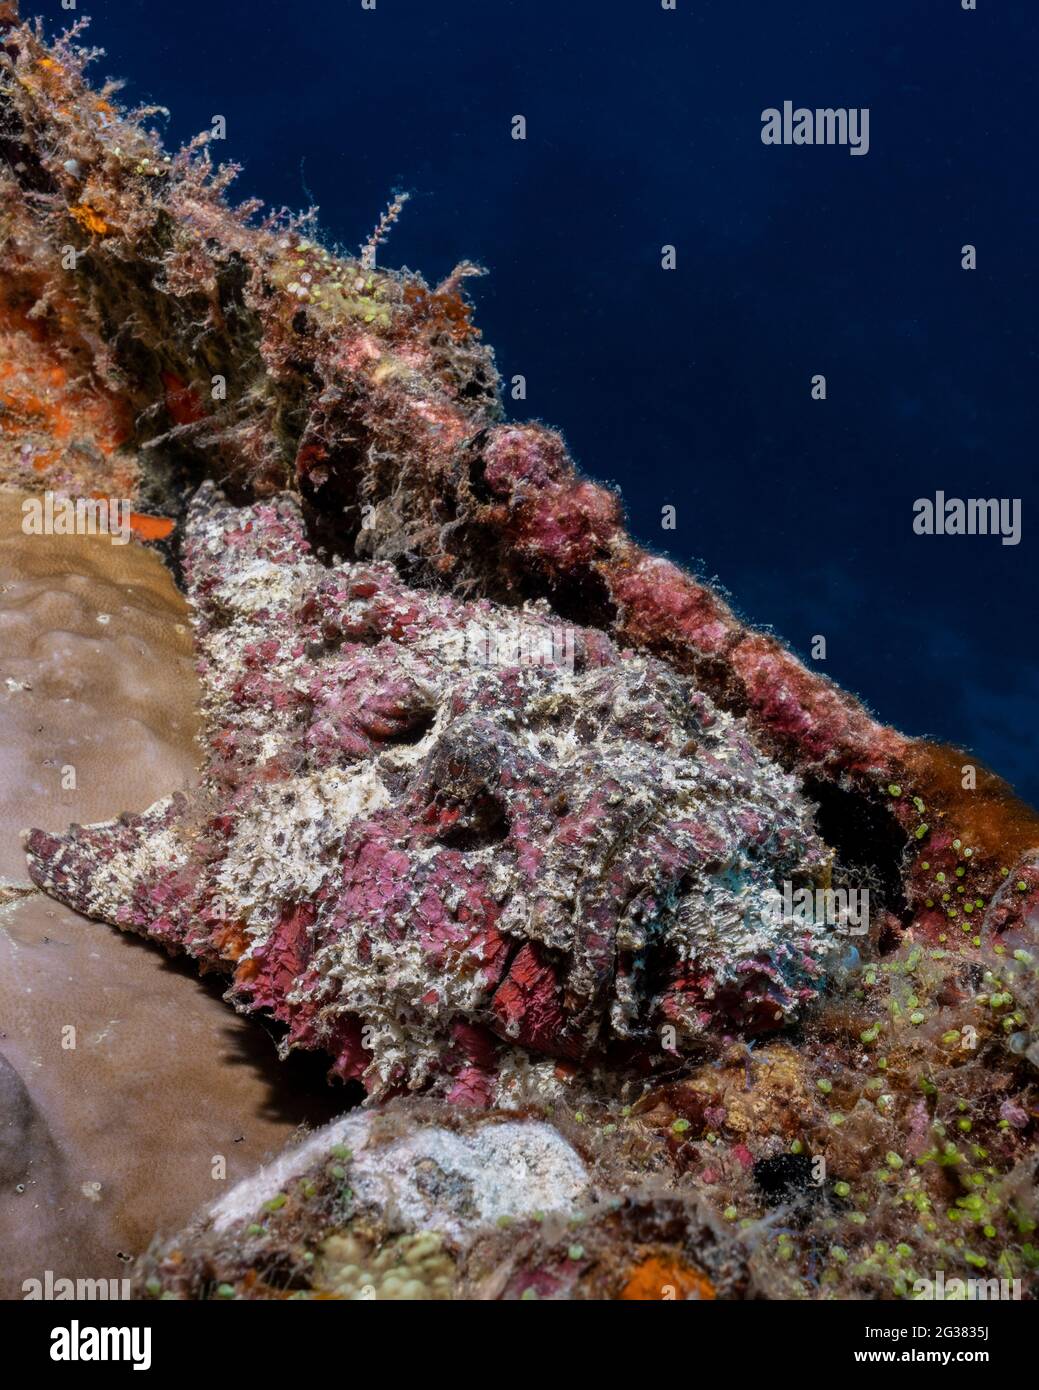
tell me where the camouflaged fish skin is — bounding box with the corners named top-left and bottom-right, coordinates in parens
top-left (25, 483), bottom-right (839, 1101)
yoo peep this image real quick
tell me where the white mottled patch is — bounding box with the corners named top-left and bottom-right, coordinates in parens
top-left (216, 765), bottom-right (390, 937)
top-left (209, 1111), bottom-right (589, 1243)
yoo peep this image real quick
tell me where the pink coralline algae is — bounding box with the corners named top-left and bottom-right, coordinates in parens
top-left (26, 483), bottom-right (839, 1103)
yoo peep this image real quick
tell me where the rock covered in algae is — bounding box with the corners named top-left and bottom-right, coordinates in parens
top-left (134, 1102), bottom-right (744, 1301)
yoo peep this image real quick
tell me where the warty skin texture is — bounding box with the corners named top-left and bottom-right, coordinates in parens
top-left (26, 485), bottom-right (840, 1103)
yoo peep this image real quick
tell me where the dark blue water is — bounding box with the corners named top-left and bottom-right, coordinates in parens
top-left (57, 0), bottom-right (1038, 801)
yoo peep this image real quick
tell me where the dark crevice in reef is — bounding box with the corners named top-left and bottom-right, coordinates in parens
top-left (292, 393), bottom-right (376, 564)
top-left (804, 776), bottom-right (910, 927)
top-left (543, 568), bottom-right (619, 634)
top-left (0, 96), bottom-right (55, 196)
top-left (136, 455), bottom-right (203, 585)
top-left (463, 432), bottom-right (495, 504)
top-left (388, 706), bottom-right (438, 746)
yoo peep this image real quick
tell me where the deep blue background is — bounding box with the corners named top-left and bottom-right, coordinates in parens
top-left (39, 0), bottom-right (1038, 801)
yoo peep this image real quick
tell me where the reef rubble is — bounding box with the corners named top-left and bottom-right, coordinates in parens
top-left (1, 7), bottom-right (1038, 1299)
